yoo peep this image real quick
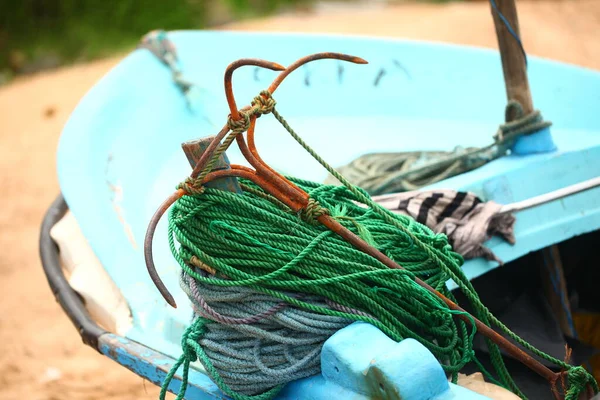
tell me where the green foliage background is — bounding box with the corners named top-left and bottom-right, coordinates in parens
top-left (0, 0), bottom-right (311, 76)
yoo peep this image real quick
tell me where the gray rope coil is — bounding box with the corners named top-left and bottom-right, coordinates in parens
top-left (179, 270), bottom-right (352, 395)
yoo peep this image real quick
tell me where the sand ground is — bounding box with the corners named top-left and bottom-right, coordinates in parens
top-left (1, 1), bottom-right (598, 399)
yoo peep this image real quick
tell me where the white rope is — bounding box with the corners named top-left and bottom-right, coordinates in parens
top-left (500, 176), bottom-right (600, 214)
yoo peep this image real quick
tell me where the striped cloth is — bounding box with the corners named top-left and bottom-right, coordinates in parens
top-left (373, 190), bottom-right (516, 263)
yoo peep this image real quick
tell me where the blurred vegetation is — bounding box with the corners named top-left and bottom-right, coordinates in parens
top-left (0, 0), bottom-right (312, 80)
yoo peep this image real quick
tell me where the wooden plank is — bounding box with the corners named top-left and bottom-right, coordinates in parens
top-left (490, 0), bottom-right (533, 120)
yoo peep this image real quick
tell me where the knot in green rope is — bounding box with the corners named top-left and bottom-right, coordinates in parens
top-left (181, 319), bottom-right (204, 361)
top-left (298, 198), bottom-right (329, 225)
top-left (159, 318), bottom-right (206, 400)
top-left (251, 90), bottom-right (276, 116)
top-left (494, 100), bottom-right (552, 149)
top-left (565, 366), bottom-right (599, 400)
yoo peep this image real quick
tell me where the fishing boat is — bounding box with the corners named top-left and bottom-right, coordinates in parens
top-left (39, 2), bottom-right (600, 399)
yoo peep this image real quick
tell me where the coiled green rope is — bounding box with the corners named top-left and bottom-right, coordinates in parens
top-left (161, 92), bottom-right (597, 400)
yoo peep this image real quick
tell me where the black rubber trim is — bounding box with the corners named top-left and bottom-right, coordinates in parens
top-left (39, 195), bottom-right (106, 351)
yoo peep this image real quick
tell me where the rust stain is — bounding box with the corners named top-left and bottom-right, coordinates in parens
top-left (366, 366), bottom-right (402, 400)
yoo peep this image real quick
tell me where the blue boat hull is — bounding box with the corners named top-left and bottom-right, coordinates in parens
top-left (49, 30), bottom-right (600, 399)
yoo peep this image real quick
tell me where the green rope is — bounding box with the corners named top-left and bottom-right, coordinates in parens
top-left (161, 92), bottom-right (597, 400)
top-left (165, 179), bottom-right (481, 393)
top-left (160, 317), bottom-right (284, 400)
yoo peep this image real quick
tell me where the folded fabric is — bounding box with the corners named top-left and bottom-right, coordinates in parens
top-left (373, 189), bottom-right (515, 263)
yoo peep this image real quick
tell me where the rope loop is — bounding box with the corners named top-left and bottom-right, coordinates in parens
top-left (298, 198), bottom-right (330, 225)
top-left (251, 90), bottom-right (276, 116)
top-left (504, 100), bottom-right (524, 121)
top-left (226, 91), bottom-right (276, 135)
top-left (565, 366), bottom-right (599, 400)
top-left (177, 177), bottom-right (206, 196)
top-left (228, 110), bottom-right (252, 133)
top-left (181, 320), bottom-right (204, 362)
top-left (494, 100), bottom-right (552, 148)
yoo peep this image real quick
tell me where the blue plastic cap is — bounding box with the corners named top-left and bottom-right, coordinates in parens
top-left (512, 126), bottom-right (556, 155)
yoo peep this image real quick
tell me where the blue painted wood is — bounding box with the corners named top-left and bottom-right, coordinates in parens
top-left (56, 30), bottom-right (600, 397)
top-left (98, 323), bottom-right (490, 400)
top-left (320, 322), bottom-right (458, 399)
top-left (98, 333), bottom-right (222, 399)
